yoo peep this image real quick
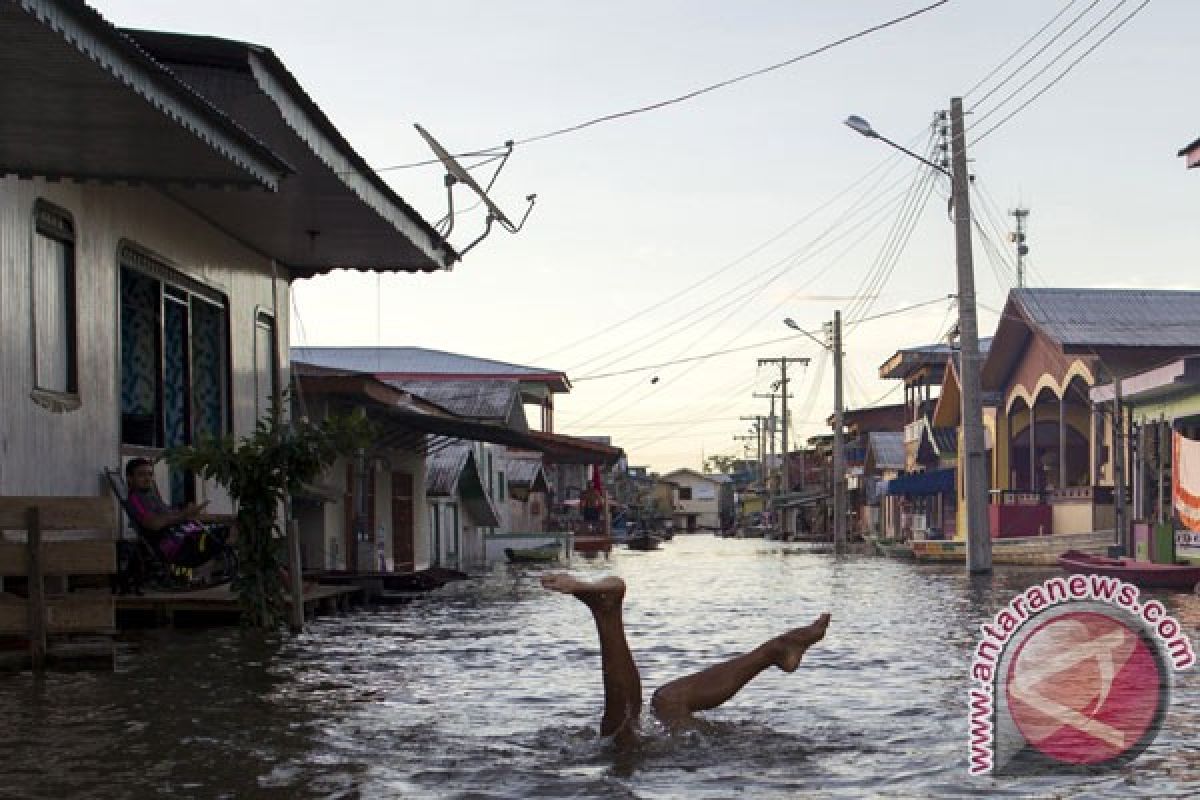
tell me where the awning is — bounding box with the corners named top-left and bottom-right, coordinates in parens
top-left (885, 468), bottom-right (955, 497)
top-left (126, 31), bottom-right (456, 275)
top-left (771, 489), bottom-right (827, 509)
top-left (1, 1), bottom-right (289, 188)
top-left (295, 369), bottom-right (624, 465)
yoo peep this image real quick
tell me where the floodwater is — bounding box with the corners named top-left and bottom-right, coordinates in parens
top-left (2, 536), bottom-right (1199, 799)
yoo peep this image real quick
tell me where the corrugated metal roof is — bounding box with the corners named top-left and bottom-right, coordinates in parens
top-left (426, 444), bottom-right (472, 496)
top-left (931, 427), bottom-right (958, 456)
top-left (0, 1), bottom-right (290, 188)
top-left (123, 30), bottom-right (455, 274)
top-left (291, 347), bottom-right (570, 391)
top-left (389, 380), bottom-right (521, 425)
top-left (1014, 288), bottom-right (1200, 348)
top-left (503, 458), bottom-right (543, 486)
top-left (866, 431), bottom-right (905, 470)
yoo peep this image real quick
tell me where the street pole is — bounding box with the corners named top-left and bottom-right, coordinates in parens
top-left (1113, 376), bottom-right (1128, 555)
top-left (831, 310), bottom-right (847, 553)
top-left (950, 96), bottom-right (993, 574)
top-left (741, 415), bottom-right (766, 489)
top-left (754, 391), bottom-right (791, 493)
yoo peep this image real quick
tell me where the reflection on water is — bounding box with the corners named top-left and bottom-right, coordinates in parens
top-left (0, 536), bottom-right (1197, 798)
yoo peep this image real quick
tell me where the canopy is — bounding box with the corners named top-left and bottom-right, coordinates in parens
top-left (885, 468), bottom-right (955, 497)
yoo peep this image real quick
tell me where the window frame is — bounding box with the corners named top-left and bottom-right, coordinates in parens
top-left (118, 243), bottom-right (232, 451)
top-left (29, 200), bottom-right (79, 410)
top-left (253, 307), bottom-right (280, 424)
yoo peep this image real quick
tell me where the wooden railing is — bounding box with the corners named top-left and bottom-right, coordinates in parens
top-left (0, 497), bottom-right (116, 669)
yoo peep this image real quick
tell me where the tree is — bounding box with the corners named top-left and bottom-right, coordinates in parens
top-left (169, 407), bottom-right (373, 629)
top-left (703, 454), bottom-right (737, 475)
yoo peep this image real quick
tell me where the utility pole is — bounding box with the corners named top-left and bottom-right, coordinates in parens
top-left (740, 415), bottom-right (766, 488)
top-left (757, 357), bottom-right (811, 499)
top-left (831, 311), bottom-right (847, 554)
top-left (754, 391), bottom-right (792, 493)
top-left (1010, 208), bottom-right (1029, 288)
top-left (950, 96), bottom-right (993, 574)
top-left (1113, 376), bottom-right (1128, 555)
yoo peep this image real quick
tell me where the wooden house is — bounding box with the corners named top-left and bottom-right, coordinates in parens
top-left (661, 469), bottom-right (723, 531)
top-left (0, 3), bottom-right (453, 513)
top-left (426, 444), bottom-right (502, 570)
top-left (1091, 356), bottom-right (1200, 564)
top-left (833, 404), bottom-right (905, 536)
top-left (501, 457), bottom-right (550, 533)
top-left (976, 288), bottom-right (1200, 540)
top-left (863, 431), bottom-right (905, 538)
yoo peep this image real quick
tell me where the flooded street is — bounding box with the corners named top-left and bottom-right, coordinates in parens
top-left (3, 535), bottom-right (1199, 799)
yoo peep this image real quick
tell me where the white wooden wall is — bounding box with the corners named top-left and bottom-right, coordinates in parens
top-left (1, 178), bottom-right (287, 508)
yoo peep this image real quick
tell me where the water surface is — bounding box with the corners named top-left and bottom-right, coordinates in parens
top-left (2, 536), bottom-right (1198, 798)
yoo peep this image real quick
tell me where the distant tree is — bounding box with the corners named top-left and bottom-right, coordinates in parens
top-left (703, 454), bottom-right (737, 474)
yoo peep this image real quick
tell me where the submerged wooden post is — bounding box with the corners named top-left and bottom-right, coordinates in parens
top-left (26, 507), bottom-right (46, 670)
top-left (287, 519), bottom-right (305, 632)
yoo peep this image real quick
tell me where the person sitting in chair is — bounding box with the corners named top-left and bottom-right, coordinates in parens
top-left (125, 458), bottom-right (229, 568)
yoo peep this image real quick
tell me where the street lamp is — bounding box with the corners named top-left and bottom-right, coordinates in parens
top-left (843, 115), bottom-right (950, 176)
top-left (783, 314), bottom-right (846, 553)
top-left (845, 101), bottom-right (992, 574)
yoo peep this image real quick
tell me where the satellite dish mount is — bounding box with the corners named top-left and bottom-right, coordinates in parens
top-left (414, 124), bottom-right (536, 257)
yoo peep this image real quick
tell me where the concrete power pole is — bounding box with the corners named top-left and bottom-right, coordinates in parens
top-left (1113, 377), bottom-right (1128, 555)
top-left (757, 357), bottom-right (811, 498)
top-left (741, 415), bottom-right (766, 488)
top-left (831, 311), bottom-right (847, 554)
top-left (754, 391), bottom-right (792, 493)
top-left (950, 96), bottom-right (993, 574)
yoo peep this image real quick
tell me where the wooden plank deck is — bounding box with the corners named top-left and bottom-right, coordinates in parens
top-left (115, 583), bottom-right (361, 625)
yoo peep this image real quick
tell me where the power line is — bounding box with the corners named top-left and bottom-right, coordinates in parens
top-left (572, 296), bottom-right (951, 381)
top-left (963, 0), bottom-right (1084, 99)
top-left (971, 1), bottom-right (1151, 144)
top-left (560, 157), bottom-right (920, 376)
top-left (966, 0), bottom-right (1103, 110)
top-left (372, 1), bottom-right (952, 173)
top-left (533, 144), bottom-right (913, 365)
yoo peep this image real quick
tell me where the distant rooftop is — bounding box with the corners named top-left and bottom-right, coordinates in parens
top-left (291, 346), bottom-right (570, 392)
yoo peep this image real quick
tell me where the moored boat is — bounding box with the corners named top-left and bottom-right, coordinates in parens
top-left (626, 533), bottom-right (662, 551)
top-left (505, 544), bottom-right (560, 564)
top-left (1057, 550), bottom-right (1200, 591)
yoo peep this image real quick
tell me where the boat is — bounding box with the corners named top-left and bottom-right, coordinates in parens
top-left (505, 543), bottom-right (561, 564)
top-left (626, 533), bottom-right (662, 551)
top-left (1057, 550), bottom-right (1200, 591)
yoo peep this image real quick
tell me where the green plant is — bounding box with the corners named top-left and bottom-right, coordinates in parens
top-left (169, 407), bottom-right (374, 629)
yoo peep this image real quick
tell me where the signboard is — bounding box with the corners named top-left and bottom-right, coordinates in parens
top-left (1176, 529), bottom-right (1200, 559)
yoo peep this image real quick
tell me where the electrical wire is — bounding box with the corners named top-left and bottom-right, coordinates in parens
top-left (971, 0), bottom-right (1151, 144)
top-left (533, 144), bottom-right (912, 364)
top-left (963, 0), bottom-right (1084, 99)
top-left (966, 0), bottom-right (1104, 111)
top-left (372, 1), bottom-right (952, 173)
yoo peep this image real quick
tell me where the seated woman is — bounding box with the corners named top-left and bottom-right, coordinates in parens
top-left (124, 458), bottom-right (229, 568)
top-left (541, 572), bottom-right (830, 748)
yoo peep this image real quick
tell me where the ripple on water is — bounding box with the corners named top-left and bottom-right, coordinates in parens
top-left (0, 536), bottom-right (1198, 798)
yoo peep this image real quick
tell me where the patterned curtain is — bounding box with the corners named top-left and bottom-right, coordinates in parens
top-left (119, 267), bottom-right (159, 446)
top-left (191, 299), bottom-right (226, 441)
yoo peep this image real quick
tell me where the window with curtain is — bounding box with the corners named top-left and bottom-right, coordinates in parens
top-left (119, 248), bottom-right (230, 464)
top-left (31, 202), bottom-right (77, 396)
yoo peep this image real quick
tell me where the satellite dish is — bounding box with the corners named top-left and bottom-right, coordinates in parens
top-left (413, 124), bottom-right (536, 257)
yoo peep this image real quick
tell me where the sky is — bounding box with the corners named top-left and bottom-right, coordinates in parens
top-left (97, 0), bottom-right (1198, 473)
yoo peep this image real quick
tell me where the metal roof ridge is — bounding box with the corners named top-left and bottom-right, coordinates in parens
top-left (32, 3), bottom-right (295, 187)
